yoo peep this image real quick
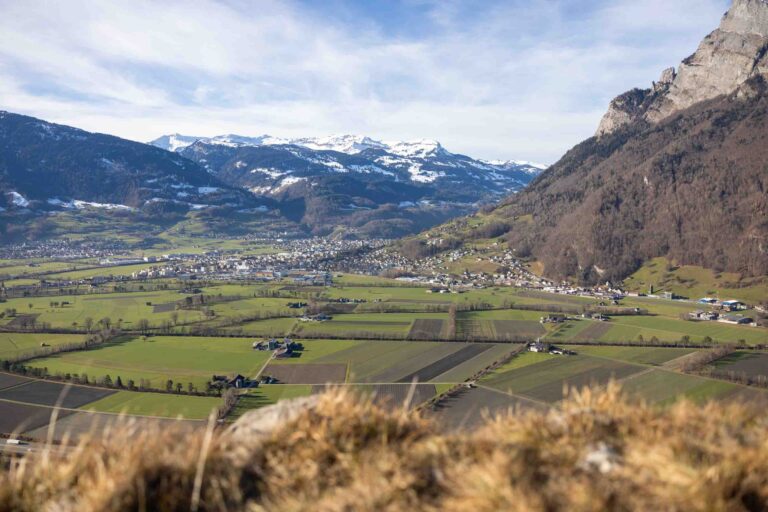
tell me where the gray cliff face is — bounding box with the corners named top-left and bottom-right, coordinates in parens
top-left (597, 0), bottom-right (768, 136)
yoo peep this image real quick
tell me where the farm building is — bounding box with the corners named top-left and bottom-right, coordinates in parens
top-left (719, 315), bottom-right (753, 325)
top-left (528, 341), bottom-right (571, 355)
top-left (300, 313), bottom-right (331, 322)
top-left (688, 310), bottom-right (719, 321)
top-left (540, 314), bottom-right (566, 324)
top-left (721, 300), bottom-right (747, 311)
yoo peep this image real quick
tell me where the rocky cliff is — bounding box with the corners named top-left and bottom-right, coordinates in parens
top-left (598, 0), bottom-right (768, 136)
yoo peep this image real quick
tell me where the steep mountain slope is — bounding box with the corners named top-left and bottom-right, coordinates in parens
top-left (151, 134), bottom-right (544, 236)
top-left (415, 0), bottom-right (768, 284)
top-left (0, 111), bottom-right (258, 213)
top-left (0, 112), bottom-right (298, 242)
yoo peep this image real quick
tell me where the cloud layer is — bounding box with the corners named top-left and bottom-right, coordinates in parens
top-left (0, 0), bottom-right (729, 162)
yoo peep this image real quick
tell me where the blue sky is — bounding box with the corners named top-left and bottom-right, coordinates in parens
top-left (0, 0), bottom-right (730, 163)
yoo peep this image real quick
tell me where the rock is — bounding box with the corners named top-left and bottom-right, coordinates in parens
top-left (595, 88), bottom-right (652, 137)
top-left (653, 67), bottom-right (677, 92)
top-left (599, 0), bottom-right (768, 136)
top-left (224, 395), bottom-right (320, 442)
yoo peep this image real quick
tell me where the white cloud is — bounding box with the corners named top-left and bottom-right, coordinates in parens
top-left (0, 0), bottom-right (729, 163)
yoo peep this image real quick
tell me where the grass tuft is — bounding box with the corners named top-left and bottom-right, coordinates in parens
top-left (2, 385), bottom-right (768, 510)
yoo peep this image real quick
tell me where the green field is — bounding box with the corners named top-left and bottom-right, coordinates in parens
top-left (575, 346), bottom-right (697, 365)
top-left (26, 336), bottom-right (272, 389)
top-left (229, 317), bottom-right (298, 336)
top-left (308, 340), bottom-right (461, 382)
top-left (1, 289), bottom-right (204, 329)
top-left (0, 332), bottom-right (86, 359)
top-left (269, 339), bottom-right (363, 363)
top-left (482, 354), bottom-right (646, 403)
top-left (620, 370), bottom-right (740, 405)
top-left (548, 316), bottom-right (766, 344)
top-left (82, 390), bottom-right (221, 419)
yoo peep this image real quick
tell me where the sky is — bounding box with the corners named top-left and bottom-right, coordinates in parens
top-left (0, 0), bottom-right (730, 163)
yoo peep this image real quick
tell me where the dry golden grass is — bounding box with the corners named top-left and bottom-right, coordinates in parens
top-left (2, 384), bottom-right (768, 511)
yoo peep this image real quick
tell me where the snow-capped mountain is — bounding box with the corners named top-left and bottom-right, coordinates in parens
top-left (0, 112), bottom-right (263, 215)
top-left (146, 133), bottom-right (546, 236)
top-left (149, 133), bottom-right (546, 188)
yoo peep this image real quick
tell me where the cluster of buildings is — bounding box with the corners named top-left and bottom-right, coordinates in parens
top-left (0, 239), bottom-right (129, 266)
top-left (528, 341), bottom-right (573, 355)
top-left (252, 338), bottom-right (301, 358)
top-left (687, 298), bottom-right (756, 325)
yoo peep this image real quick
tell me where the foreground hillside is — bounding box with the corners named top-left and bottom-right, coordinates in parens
top-left (2, 386), bottom-right (767, 511)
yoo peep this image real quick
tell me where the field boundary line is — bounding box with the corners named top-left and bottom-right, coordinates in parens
top-left (0, 396), bottom-right (207, 422)
top-left (474, 384), bottom-right (549, 407)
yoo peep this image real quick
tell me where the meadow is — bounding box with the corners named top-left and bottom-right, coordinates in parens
top-left (82, 391), bottom-right (222, 419)
top-left (25, 336), bottom-right (273, 389)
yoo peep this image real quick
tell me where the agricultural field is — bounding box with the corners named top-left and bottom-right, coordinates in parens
top-left (0, 262), bottom-right (766, 440)
top-left (574, 346), bottom-right (697, 365)
top-left (619, 371), bottom-right (742, 405)
top-left (82, 391), bottom-right (222, 419)
top-left (713, 351), bottom-right (768, 379)
top-left (475, 346), bottom-right (768, 408)
top-left (547, 316), bottom-right (767, 344)
top-left (0, 332), bottom-right (86, 359)
top-left (266, 339), bottom-right (507, 385)
top-left (25, 336), bottom-right (273, 389)
top-left (0, 289), bottom-right (205, 329)
top-left (482, 354), bottom-right (647, 403)
top-left (295, 312), bottom-right (446, 339)
top-left (430, 386), bottom-right (542, 430)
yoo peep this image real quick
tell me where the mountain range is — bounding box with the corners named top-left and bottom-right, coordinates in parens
top-left (150, 133), bottom-right (544, 236)
top-left (412, 0), bottom-right (768, 284)
top-left (0, 112), bottom-right (543, 241)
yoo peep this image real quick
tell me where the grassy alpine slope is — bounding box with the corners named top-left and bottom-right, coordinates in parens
top-left (2, 385), bottom-right (768, 511)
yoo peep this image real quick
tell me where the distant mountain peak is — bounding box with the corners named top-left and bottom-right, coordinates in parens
top-left (150, 132), bottom-right (454, 158)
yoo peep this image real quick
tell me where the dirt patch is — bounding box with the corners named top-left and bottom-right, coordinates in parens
top-left (572, 322), bottom-right (612, 341)
top-left (408, 319), bottom-right (446, 340)
top-left (152, 302), bottom-right (178, 313)
top-left (516, 290), bottom-right (591, 305)
top-left (492, 320), bottom-right (545, 339)
top-left (312, 383), bottom-right (437, 410)
top-left (319, 303), bottom-right (359, 314)
top-left (82, 294), bottom-right (160, 301)
top-left (0, 401), bottom-right (74, 435)
top-left (5, 314), bottom-right (40, 328)
top-left (388, 298), bottom-right (452, 305)
top-left (714, 352), bottom-right (768, 379)
top-left (522, 364), bottom-right (645, 403)
top-left (263, 364), bottom-right (347, 384)
top-left (397, 344), bottom-right (492, 383)
top-left (428, 387), bottom-right (542, 431)
top-left (328, 320), bottom-right (410, 327)
top-left (0, 372), bottom-right (31, 391)
top-left (457, 320), bottom-right (495, 341)
top-left (23, 411), bottom-right (203, 441)
top-left (0, 381), bottom-right (115, 408)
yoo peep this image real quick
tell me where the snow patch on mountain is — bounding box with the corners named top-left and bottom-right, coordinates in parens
top-left (251, 168), bottom-right (286, 178)
top-left (8, 191), bottom-right (29, 207)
